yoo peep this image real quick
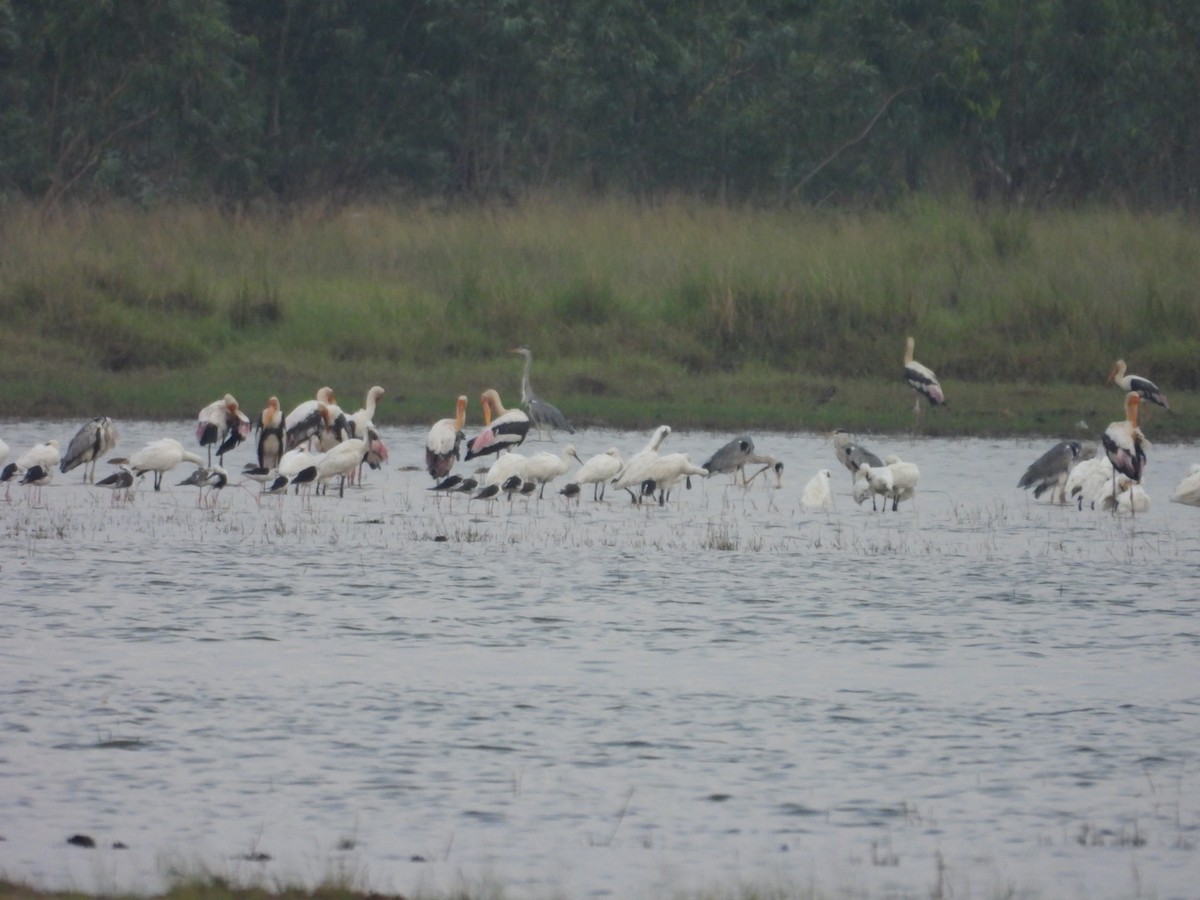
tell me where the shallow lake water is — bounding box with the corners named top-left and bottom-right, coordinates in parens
top-left (1, 419), bottom-right (1198, 899)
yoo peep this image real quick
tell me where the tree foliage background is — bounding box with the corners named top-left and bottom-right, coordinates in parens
top-left (2, 0), bottom-right (1198, 208)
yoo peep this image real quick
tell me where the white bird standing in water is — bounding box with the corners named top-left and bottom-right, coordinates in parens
top-left (522, 445), bottom-right (576, 498)
top-left (60, 416), bottom-right (119, 483)
top-left (801, 469), bottom-right (835, 512)
top-left (884, 454), bottom-right (921, 511)
top-left (640, 453), bottom-right (707, 505)
top-left (565, 447), bottom-right (623, 501)
top-left (512, 346), bottom-right (575, 440)
top-left (2, 439), bottom-right (61, 502)
top-left (120, 438), bottom-right (206, 491)
top-left (612, 425), bottom-right (672, 502)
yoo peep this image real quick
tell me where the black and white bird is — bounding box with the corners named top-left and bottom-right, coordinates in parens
top-left (196, 394), bottom-right (251, 464)
top-left (1102, 392), bottom-right (1149, 513)
top-left (464, 389), bottom-right (531, 461)
top-left (903, 336), bottom-right (945, 416)
top-left (512, 346), bottom-right (575, 440)
top-left (1107, 359), bottom-right (1169, 410)
top-left (60, 416), bottom-right (119, 483)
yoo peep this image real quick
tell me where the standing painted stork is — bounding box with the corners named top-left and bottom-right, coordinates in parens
top-left (256, 397), bottom-right (286, 470)
top-left (512, 346), bottom-right (575, 440)
top-left (903, 336), bottom-right (945, 422)
top-left (565, 447), bottom-right (623, 501)
top-left (348, 385), bottom-right (389, 482)
top-left (60, 416), bottom-right (119, 483)
top-left (426, 395), bottom-right (468, 479)
top-left (1017, 440), bottom-right (1087, 504)
top-left (196, 394), bottom-right (251, 464)
top-left (121, 438), bottom-right (207, 491)
top-left (1107, 359), bottom-right (1169, 410)
top-left (464, 389), bottom-right (531, 461)
top-left (1102, 392), bottom-right (1149, 513)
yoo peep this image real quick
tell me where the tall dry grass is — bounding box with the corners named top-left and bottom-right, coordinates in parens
top-left (0, 194), bottom-right (1196, 430)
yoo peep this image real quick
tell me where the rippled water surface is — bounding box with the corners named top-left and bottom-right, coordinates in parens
top-left (2, 420), bottom-right (1199, 899)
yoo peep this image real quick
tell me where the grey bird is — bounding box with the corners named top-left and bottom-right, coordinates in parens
top-left (512, 345), bottom-right (576, 440)
top-left (1019, 440), bottom-right (1093, 503)
top-left (701, 435), bottom-right (782, 485)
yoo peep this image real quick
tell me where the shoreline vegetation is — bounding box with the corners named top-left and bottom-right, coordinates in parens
top-left (0, 195), bottom-right (1196, 440)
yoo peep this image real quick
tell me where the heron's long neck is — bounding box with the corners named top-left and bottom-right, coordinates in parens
top-left (520, 357), bottom-right (534, 404)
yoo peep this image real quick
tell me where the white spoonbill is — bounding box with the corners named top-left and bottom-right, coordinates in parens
top-left (314, 437), bottom-right (367, 497)
top-left (464, 389), bottom-right (531, 460)
top-left (1102, 392), bottom-right (1148, 511)
top-left (801, 469), bottom-right (835, 512)
top-left (1065, 456), bottom-right (1115, 510)
top-left (566, 447), bottom-right (623, 501)
top-left (196, 394), bottom-right (251, 464)
top-left (523, 445), bottom-right (576, 498)
top-left (856, 462), bottom-right (893, 511)
top-left (641, 453), bottom-right (707, 505)
top-left (1107, 359), bottom-right (1169, 410)
top-left (60, 416), bottom-right (119, 483)
top-left (612, 425), bottom-right (672, 502)
top-left (884, 454), bottom-right (920, 511)
top-left (1100, 479), bottom-right (1150, 515)
top-left (483, 451), bottom-right (530, 488)
top-left (1170, 465), bottom-right (1200, 508)
top-left (119, 438), bottom-right (206, 491)
top-left (512, 346), bottom-right (576, 440)
top-left (426, 395), bottom-right (468, 479)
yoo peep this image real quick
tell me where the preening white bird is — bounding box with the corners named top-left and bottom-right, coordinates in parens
top-left (523, 445), bottom-right (576, 498)
top-left (1100, 479), bottom-right (1150, 515)
top-left (286, 387), bottom-right (349, 450)
top-left (566, 446), bottom-right (623, 501)
top-left (1017, 440), bottom-right (1088, 504)
top-left (1170, 465), bottom-right (1200, 508)
top-left (196, 394), bottom-right (251, 464)
top-left (884, 454), bottom-right (920, 511)
top-left (801, 469), bottom-right (835, 512)
top-left (464, 389), bottom-right (531, 460)
top-left (256, 397), bottom-right (285, 470)
top-left (904, 336), bottom-right (945, 415)
top-left (702, 435), bottom-right (782, 485)
top-left (641, 453), bottom-right (707, 505)
top-left (612, 425), bottom-right (672, 501)
top-left (1066, 456), bottom-right (1115, 510)
top-left (276, 446), bottom-right (319, 493)
top-left (1102, 392), bottom-right (1149, 510)
top-left (123, 438), bottom-right (206, 491)
top-left (426, 395), bottom-right (468, 479)
top-left (1107, 359), bottom-right (1169, 410)
top-left (512, 346), bottom-right (575, 440)
top-left (60, 416), bottom-right (119, 483)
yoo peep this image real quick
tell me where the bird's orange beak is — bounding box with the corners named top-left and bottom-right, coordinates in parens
top-left (481, 394), bottom-right (492, 426)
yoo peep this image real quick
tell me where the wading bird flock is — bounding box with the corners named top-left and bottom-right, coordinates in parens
top-left (0, 339), bottom-right (1193, 516)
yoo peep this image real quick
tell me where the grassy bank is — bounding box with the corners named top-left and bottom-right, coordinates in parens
top-left (0, 196), bottom-right (1196, 438)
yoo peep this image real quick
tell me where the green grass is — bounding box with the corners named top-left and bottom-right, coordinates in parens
top-left (1, 194), bottom-right (1196, 437)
